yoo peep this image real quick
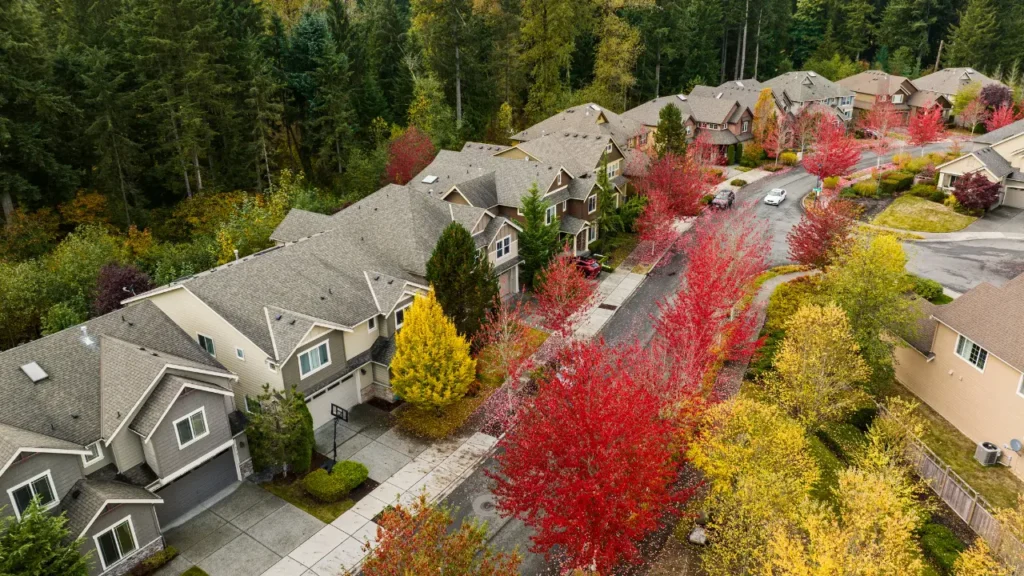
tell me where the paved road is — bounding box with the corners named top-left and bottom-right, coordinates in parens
top-left (904, 239), bottom-right (1024, 293)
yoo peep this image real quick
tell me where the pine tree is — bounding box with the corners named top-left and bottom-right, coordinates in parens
top-left (0, 499), bottom-right (89, 575)
top-left (945, 0), bottom-right (1000, 70)
top-left (390, 291), bottom-right (477, 410)
top-left (518, 184), bottom-right (561, 287)
top-left (673, 0), bottom-right (722, 87)
top-left (654, 103), bottom-right (686, 157)
top-left (790, 0), bottom-right (827, 65)
top-left (425, 222), bottom-right (499, 340)
top-left (521, 0), bottom-right (574, 121)
top-left (311, 40), bottom-right (356, 182)
top-left (408, 75), bottom-right (458, 148)
top-left (841, 0), bottom-right (874, 61)
top-left (588, 13), bottom-right (642, 110)
top-left (240, 34), bottom-right (284, 193)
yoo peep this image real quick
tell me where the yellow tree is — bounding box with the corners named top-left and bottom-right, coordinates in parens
top-left (860, 396), bottom-right (925, 471)
top-left (766, 303), bottom-right (870, 430)
top-left (953, 539), bottom-right (1011, 576)
top-left (764, 467), bottom-right (925, 575)
top-left (391, 291), bottom-right (476, 410)
top-left (752, 88), bottom-right (777, 144)
top-left (690, 398), bottom-right (819, 576)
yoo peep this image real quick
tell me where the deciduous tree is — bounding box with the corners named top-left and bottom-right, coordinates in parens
top-left (954, 539), bottom-right (1012, 576)
top-left (753, 88), bottom-right (777, 144)
top-left (655, 103), bottom-right (686, 157)
top-left (385, 126), bottom-right (436, 185)
top-left (426, 222), bottom-right (498, 340)
top-left (517, 184), bottom-right (561, 287)
top-left (763, 115), bottom-right (794, 166)
top-left (957, 98), bottom-right (989, 136)
top-left (795, 104), bottom-right (833, 155)
top-left (474, 299), bottom-right (537, 429)
top-left (390, 291), bottom-right (477, 410)
top-left (490, 340), bottom-right (682, 573)
top-left (980, 84), bottom-right (1014, 110)
top-left (801, 118), bottom-right (860, 183)
top-left (858, 100), bottom-right (901, 169)
top-left (0, 499), bottom-right (89, 576)
top-left (907, 106), bottom-right (946, 155)
top-left (985, 103), bottom-right (1022, 132)
top-left (688, 130), bottom-right (724, 167)
top-left (360, 495), bottom-right (521, 576)
top-left (533, 252), bottom-right (597, 337)
top-left (636, 153), bottom-right (713, 222)
top-left (787, 198), bottom-right (857, 268)
top-left (93, 263), bottom-right (153, 315)
top-left (952, 171), bottom-right (1001, 212)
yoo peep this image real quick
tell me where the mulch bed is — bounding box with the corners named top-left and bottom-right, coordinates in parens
top-left (348, 478), bottom-right (381, 503)
top-left (367, 397), bottom-right (404, 413)
top-left (851, 195), bottom-right (896, 221)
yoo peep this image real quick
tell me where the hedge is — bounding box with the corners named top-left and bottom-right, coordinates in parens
top-left (779, 151), bottom-right (798, 166)
top-left (302, 460), bottom-right (369, 502)
top-left (130, 547), bottom-right (179, 576)
top-left (730, 178), bottom-right (748, 186)
top-left (909, 184), bottom-right (945, 203)
top-left (823, 176), bottom-right (840, 190)
top-left (850, 181), bottom-right (879, 198)
top-left (907, 274), bottom-right (944, 301)
top-left (879, 170), bottom-right (915, 195)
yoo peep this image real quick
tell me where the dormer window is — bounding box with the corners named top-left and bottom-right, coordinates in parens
top-left (368, 317), bottom-right (377, 333)
top-left (82, 441), bottom-right (104, 466)
top-left (496, 235), bottom-right (511, 259)
top-left (557, 172), bottom-right (563, 186)
top-left (9, 471), bottom-right (57, 518)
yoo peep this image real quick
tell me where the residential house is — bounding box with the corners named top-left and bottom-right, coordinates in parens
top-left (895, 274), bottom-right (1024, 480)
top-left (936, 126), bottom-right (1024, 208)
top-left (624, 90), bottom-right (756, 158)
top-left (0, 302), bottom-right (247, 575)
top-left (124, 186), bottom-right (521, 429)
top-left (837, 70), bottom-right (952, 123)
top-left (511, 102), bottom-right (647, 151)
top-left (913, 68), bottom-right (1007, 115)
top-left (762, 71), bottom-right (856, 121)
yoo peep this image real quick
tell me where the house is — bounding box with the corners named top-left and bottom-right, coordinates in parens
top-left (762, 71), bottom-right (856, 121)
top-left (837, 70), bottom-right (952, 123)
top-left (124, 186), bottom-right (521, 429)
top-left (511, 102), bottom-right (646, 151)
top-left (936, 126), bottom-right (1024, 208)
top-left (409, 136), bottom-right (628, 256)
top-left (895, 274), bottom-right (1024, 480)
top-left (913, 67), bottom-right (1006, 105)
top-left (0, 302), bottom-right (248, 575)
top-left (624, 90), bottom-right (756, 159)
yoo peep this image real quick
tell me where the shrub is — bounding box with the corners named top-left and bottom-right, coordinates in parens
top-left (730, 178), bottom-right (748, 186)
top-left (823, 176), bottom-right (840, 190)
top-left (765, 275), bottom-right (821, 332)
top-left (846, 407), bottom-right (878, 432)
top-left (840, 187), bottom-right (858, 199)
top-left (181, 568), bottom-right (210, 576)
top-left (397, 397), bottom-right (481, 439)
top-left (130, 546), bottom-right (178, 576)
top-left (919, 522), bottom-right (967, 574)
top-left (700, 194), bottom-right (715, 205)
top-left (879, 171), bottom-right (915, 195)
top-left (740, 142), bottom-right (765, 167)
top-left (893, 152), bottom-right (912, 168)
top-left (302, 461), bottom-right (369, 502)
top-left (904, 156), bottom-right (935, 174)
top-left (907, 274), bottom-right (944, 301)
top-left (851, 181), bottom-right (879, 197)
top-left (944, 194), bottom-right (960, 210)
top-left (779, 151), bottom-right (798, 166)
top-left (909, 184), bottom-right (945, 203)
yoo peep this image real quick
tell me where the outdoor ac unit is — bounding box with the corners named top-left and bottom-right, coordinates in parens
top-left (975, 442), bottom-right (1001, 466)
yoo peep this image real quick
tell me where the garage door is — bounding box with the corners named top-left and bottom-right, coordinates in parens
top-left (1004, 187), bottom-right (1024, 209)
top-left (305, 374), bottom-right (360, 429)
top-left (156, 449), bottom-right (237, 527)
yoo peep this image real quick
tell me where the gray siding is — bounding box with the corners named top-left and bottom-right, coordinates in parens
top-left (0, 452), bottom-right (83, 523)
top-left (80, 503), bottom-right (162, 576)
top-left (146, 388), bottom-right (232, 480)
top-left (383, 297), bottom-right (414, 337)
top-left (282, 331), bottom-right (349, 395)
top-left (82, 443), bottom-right (113, 476)
top-left (372, 363), bottom-right (391, 386)
top-left (110, 432), bottom-right (144, 473)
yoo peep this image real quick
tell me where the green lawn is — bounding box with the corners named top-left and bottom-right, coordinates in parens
top-left (262, 478), bottom-right (354, 523)
top-left (885, 381), bottom-right (1024, 509)
top-left (872, 196), bottom-right (977, 233)
top-left (598, 233), bottom-right (639, 271)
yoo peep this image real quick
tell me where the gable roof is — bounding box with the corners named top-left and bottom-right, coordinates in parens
top-left (972, 146), bottom-right (1015, 179)
top-left (973, 119), bottom-right (1024, 145)
top-left (408, 150), bottom-right (561, 209)
top-left (913, 67), bottom-right (1004, 97)
top-left (61, 479), bottom-right (162, 539)
top-left (838, 70), bottom-right (911, 96)
top-left (0, 423), bottom-right (90, 477)
top-left (131, 375), bottom-right (232, 440)
top-left (515, 132), bottom-right (620, 176)
top-left (930, 274), bottom-right (1024, 372)
top-left (907, 90), bottom-right (950, 109)
top-left (763, 71), bottom-right (854, 103)
top-left (623, 94), bottom-right (693, 126)
top-left (511, 103), bottom-right (643, 147)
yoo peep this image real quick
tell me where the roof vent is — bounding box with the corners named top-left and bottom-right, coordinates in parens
top-left (80, 326), bottom-right (95, 346)
top-left (422, 175), bottom-right (439, 184)
top-left (677, 94), bottom-right (687, 101)
top-left (808, 71), bottom-right (817, 77)
top-left (736, 81), bottom-right (744, 87)
top-left (274, 314), bottom-right (282, 321)
top-left (966, 68), bottom-right (975, 73)
top-left (589, 104), bottom-right (601, 112)
top-left (20, 362), bottom-right (48, 383)
top-left (715, 92), bottom-right (723, 99)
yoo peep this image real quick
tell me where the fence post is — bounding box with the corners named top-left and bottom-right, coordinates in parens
top-left (966, 493), bottom-right (978, 526)
top-left (939, 465), bottom-right (952, 499)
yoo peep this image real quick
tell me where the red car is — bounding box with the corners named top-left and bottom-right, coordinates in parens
top-left (573, 257), bottom-right (602, 279)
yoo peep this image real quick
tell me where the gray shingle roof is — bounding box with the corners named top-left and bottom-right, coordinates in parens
top-left (408, 150), bottom-right (561, 209)
top-left (913, 67), bottom-right (1003, 97)
top-left (270, 209), bottom-right (336, 244)
top-left (371, 337), bottom-right (396, 366)
top-left (130, 375), bottom-right (230, 438)
top-left (906, 90), bottom-right (949, 109)
top-left (931, 274), bottom-right (1024, 371)
top-left (61, 479), bottom-right (161, 539)
top-left (560, 215), bottom-right (588, 235)
top-left (623, 95), bottom-right (692, 126)
top-left (512, 103), bottom-right (643, 148)
top-left (973, 147), bottom-right (1014, 179)
top-left (516, 133), bottom-right (613, 176)
top-left (365, 271), bottom-right (419, 315)
top-left (0, 424), bottom-right (86, 474)
top-left (0, 302), bottom-right (224, 448)
top-left (906, 300), bottom-right (938, 355)
top-left (460, 141), bottom-right (510, 157)
top-left (973, 119), bottom-right (1024, 145)
top-left (837, 71), bottom-right (910, 97)
top-left (684, 89), bottom-right (745, 124)
top-left (763, 71), bottom-right (854, 103)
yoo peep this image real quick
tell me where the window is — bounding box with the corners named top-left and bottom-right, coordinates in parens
top-left (557, 172), bottom-right (562, 186)
top-left (396, 305), bottom-right (410, 329)
top-left (892, 94), bottom-right (904, 104)
top-left (640, 132), bottom-right (648, 145)
top-left (496, 235), bottom-right (511, 259)
top-left (298, 342), bottom-right (331, 378)
top-left (955, 335), bottom-right (988, 371)
top-left (197, 334), bottom-right (215, 357)
top-left (686, 125), bottom-right (693, 135)
top-left (742, 120), bottom-right (750, 133)
top-left (545, 205), bottom-right (556, 225)
top-left (614, 193), bottom-right (621, 208)
top-left (8, 471), bottom-right (57, 518)
top-left (94, 518), bottom-right (137, 570)
top-left (235, 347), bottom-right (245, 361)
top-left (174, 407), bottom-right (209, 449)
top-left (587, 195), bottom-right (597, 214)
top-left (606, 162), bottom-right (618, 178)
top-left (605, 143), bottom-right (613, 154)
top-left (368, 317), bottom-right (377, 333)
top-left (82, 441), bottom-right (103, 466)
top-left (245, 396), bottom-right (261, 413)
top-left (587, 225), bottom-right (598, 243)
top-left (561, 201), bottom-right (567, 211)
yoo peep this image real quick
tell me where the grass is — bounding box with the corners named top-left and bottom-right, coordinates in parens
top-left (752, 264), bottom-right (810, 289)
top-left (872, 195), bottom-right (977, 233)
top-left (262, 478), bottom-right (354, 523)
top-left (599, 233), bottom-right (640, 271)
top-left (181, 567), bottom-right (210, 576)
top-left (884, 381), bottom-right (1024, 509)
top-left (930, 293), bottom-right (954, 305)
top-left (856, 223), bottom-right (926, 241)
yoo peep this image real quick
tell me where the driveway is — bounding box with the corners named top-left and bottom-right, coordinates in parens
top-left (964, 206), bottom-right (1024, 234)
top-left (903, 239), bottom-right (1024, 293)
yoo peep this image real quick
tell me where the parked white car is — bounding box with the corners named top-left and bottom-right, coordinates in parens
top-left (764, 188), bottom-right (787, 206)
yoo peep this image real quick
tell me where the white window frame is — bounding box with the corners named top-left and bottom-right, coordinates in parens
top-left (605, 143), bottom-right (613, 154)
top-left (955, 334), bottom-right (988, 372)
top-left (496, 235), bottom-right (511, 259)
top-left (1017, 373), bottom-right (1024, 399)
top-left (606, 162), bottom-right (618, 178)
top-left (93, 516), bottom-right (138, 571)
top-left (8, 470), bottom-right (58, 519)
top-left (742, 120), bottom-right (750, 133)
top-left (892, 93), bottom-right (904, 104)
top-left (245, 395), bottom-right (261, 413)
top-left (396, 304), bottom-right (411, 330)
top-left (173, 406), bottom-right (210, 449)
top-left (587, 224), bottom-right (598, 244)
top-left (298, 341), bottom-right (331, 379)
top-left (235, 347), bottom-right (245, 361)
top-left (561, 200), bottom-right (567, 211)
top-left (587, 195), bottom-right (597, 214)
top-left (82, 441), bottom-right (104, 466)
top-left (197, 334), bottom-right (216, 357)
top-left (557, 172), bottom-right (563, 186)
top-left (545, 205), bottom-right (556, 225)
top-left (686, 125), bottom-right (693, 135)
top-left (516, 206), bottom-right (524, 216)
top-left (367, 317), bottom-right (377, 334)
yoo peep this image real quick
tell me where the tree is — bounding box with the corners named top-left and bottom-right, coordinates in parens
top-left (802, 52), bottom-right (863, 81)
top-left (954, 539), bottom-right (1011, 576)
top-left (687, 129), bottom-right (724, 167)
top-left (787, 198), bottom-right (858, 268)
top-left (533, 253), bottom-right (597, 337)
top-left (517, 184), bottom-right (561, 287)
top-left (360, 495), bottom-right (521, 576)
top-left (765, 303), bottom-right (871, 429)
top-left (245, 385), bottom-right (315, 477)
top-left (490, 340), bottom-right (683, 573)
top-left (407, 75), bottom-right (457, 149)
top-left (654, 103), bottom-right (686, 157)
top-left (764, 115), bottom-right (795, 166)
top-left (588, 13), bottom-right (643, 110)
top-left (426, 222), bottom-right (498, 340)
top-left (636, 153), bottom-right (713, 222)
top-left (858, 100), bottom-right (901, 169)
top-left (958, 98), bottom-right (989, 136)
top-left (520, 0), bottom-right (574, 121)
top-left (795, 104), bottom-right (833, 155)
top-left (887, 46), bottom-right (918, 78)
top-left (385, 126), bottom-right (437, 185)
top-left (945, 0), bottom-right (1000, 70)
top-left (93, 263), bottom-right (153, 315)
top-left (801, 118), bottom-right (860, 184)
top-left (473, 299), bottom-right (537, 430)
top-left (985, 103), bottom-right (1023, 131)
top-left (952, 171), bottom-right (1001, 211)
top-left (390, 291), bottom-right (476, 410)
top-left (752, 88), bottom-right (777, 144)
top-left (952, 82), bottom-right (982, 117)
top-left (907, 106), bottom-right (946, 155)
top-left (980, 84), bottom-right (1014, 110)
top-left (0, 499), bottom-right (89, 576)
top-left (689, 398), bottom-right (819, 576)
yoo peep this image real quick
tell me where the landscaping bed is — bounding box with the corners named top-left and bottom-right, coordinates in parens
top-left (260, 453), bottom-right (376, 523)
top-left (872, 196), bottom-right (977, 233)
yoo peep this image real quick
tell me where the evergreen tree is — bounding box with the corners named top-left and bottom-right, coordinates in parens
top-left (790, 0), bottom-right (827, 65)
top-left (520, 0), bottom-right (574, 121)
top-left (588, 13), bottom-right (642, 111)
top-left (408, 75), bottom-right (458, 149)
top-left (840, 0), bottom-right (874, 61)
top-left (655, 103), bottom-right (686, 157)
top-left (311, 40), bottom-right (356, 182)
top-left (945, 0), bottom-right (1000, 70)
top-left (245, 384), bottom-right (315, 477)
top-left (673, 0), bottom-right (723, 87)
top-left (0, 499), bottom-right (89, 575)
top-left (426, 222), bottom-right (499, 340)
top-left (518, 184), bottom-right (561, 287)
top-left (240, 34), bottom-right (284, 193)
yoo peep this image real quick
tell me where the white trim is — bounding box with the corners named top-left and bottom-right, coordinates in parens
top-left (235, 347), bottom-right (245, 361)
top-left (264, 307), bottom-right (282, 360)
top-left (931, 317), bottom-right (1023, 374)
top-left (395, 302), bottom-right (412, 330)
top-left (363, 272), bottom-right (384, 313)
top-left (495, 235), bottom-right (512, 260)
top-left (1017, 373), bottom-right (1024, 400)
top-left (442, 187), bottom-right (472, 205)
top-left (367, 316), bottom-right (377, 335)
top-left (173, 406), bottom-right (210, 449)
top-left (142, 382), bottom-right (233, 444)
top-left (150, 440), bottom-right (236, 488)
top-left (92, 515), bottom-right (139, 571)
top-left (954, 333), bottom-right (988, 373)
top-left (82, 441), bottom-right (104, 467)
top-left (298, 341), bottom-right (332, 379)
top-left (75, 498), bottom-right (163, 540)
top-left (0, 447), bottom-right (92, 477)
top-left (7, 469), bottom-right (58, 520)
top-left (587, 195), bottom-right (597, 214)
top-left (120, 284), bottom-right (184, 305)
top-left (197, 333), bottom-right (216, 357)
top-left (545, 205), bottom-right (556, 225)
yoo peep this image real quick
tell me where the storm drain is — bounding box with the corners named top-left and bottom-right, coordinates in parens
top-left (598, 303), bottom-right (618, 311)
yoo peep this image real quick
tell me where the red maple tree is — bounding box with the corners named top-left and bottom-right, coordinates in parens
top-left (385, 126), bottom-right (436, 185)
top-left (858, 100), bottom-right (901, 169)
top-left (958, 98), bottom-right (989, 136)
top-left (763, 116), bottom-right (795, 166)
top-left (907, 106), bottom-right (946, 155)
top-left (636, 153), bottom-right (715, 220)
top-left (787, 198), bottom-right (858, 268)
top-left (489, 340), bottom-right (685, 573)
top-left (474, 298), bottom-right (538, 431)
top-left (533, 250), bottom-right (598, 337)
top-left (952, 171), bottom-right (1001, 212)
top-left (985, 103), bottom-right (1023, 132)
top-left (801, 117), bottom-right (861, 183)
top-left (688, 130), bottom-right (725, 167)
top-left (795, 103), bottom-right (833, 153)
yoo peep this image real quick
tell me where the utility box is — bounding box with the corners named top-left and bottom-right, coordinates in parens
top-left (975, 441), bottom-right (1001, 466)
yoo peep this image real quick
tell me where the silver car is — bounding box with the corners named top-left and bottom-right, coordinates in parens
top-left (764, 188), bottom-right (787, 206)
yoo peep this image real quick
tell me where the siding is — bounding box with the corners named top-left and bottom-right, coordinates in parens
top-left (136, 288), bottom-right (283, 410)
top-left (895, 323), bottom-right (1024, 479)
top-left (372, 363), bottom-right (391, 386)
top-left (343, 319), bottom-right (378, 361)
top-left (383, 296), bottom-right (414, 337)
top-left (299, 325), bottom-right (332, 347)
top-left (494, 148), bottom-right (532, 161)
top-left (282, 331), bottom-right (348, 395)
top-left (82, 443), bottom-right (114, 476)
top-left (80, 503), bottom-right (161, 576)
top-left (487, 222), bottom-right (519, 266)
top-left (992, 134), bottom-right (1024, 170)
top-left (146, 388), bottom-right (232, 480)
top-left (0, 452), bottom-right (83, 523)
top-left (110, 432), bottom-right (145, 473)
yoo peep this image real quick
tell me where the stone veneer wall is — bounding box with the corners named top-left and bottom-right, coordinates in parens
top-left (104, 538), bottom-right (164, 576)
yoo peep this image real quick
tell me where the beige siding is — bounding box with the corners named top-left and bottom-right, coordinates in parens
top-left (135, 288), bottom-right (283, 409)
top-left (344, 318), bottom-right (379, 359)
top-left (110, 432), bottom-right (145, 473)
top-left (471, 214), bottom-right (492, 235)
top-left (895, 323), bottom-right (1024, 479)
top-left (487, 222), bottom-right (519, 266)
top-left (992, 133), bottom-right (1024, 170)
top-left (372, 363), bottom-right (391, 386)
top-left (495, 148), bottom-right (532, 161)
top-left (445, 189), bottom-right (471, 205)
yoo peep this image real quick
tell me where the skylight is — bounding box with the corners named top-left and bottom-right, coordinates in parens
top-left (421, 175), bottom-right (438, 184)
top-left (736, 81), bottom-right (744, 87)
top-left (20, 362), bottom-right (48, 383)
top-left (677, 94), bottom-right (687, 101)
top-left (808, 71), bottom-right (817, 77)
top-left (589, 104), bottom-right (601, 111)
